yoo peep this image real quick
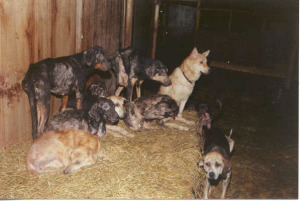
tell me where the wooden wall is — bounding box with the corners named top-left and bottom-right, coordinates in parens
top-left (0, 0), bottom-right (123, 148)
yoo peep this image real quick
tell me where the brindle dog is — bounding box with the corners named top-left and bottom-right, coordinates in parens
top-left (22, 46), bottom-right (110, 140)
top-left (45, 97), bottom-right (119, 137)
top-left (117, 47), bottom-right (171, 101)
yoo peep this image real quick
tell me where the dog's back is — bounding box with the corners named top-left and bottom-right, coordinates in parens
top-left (204, 127), bottom-right (230, 158)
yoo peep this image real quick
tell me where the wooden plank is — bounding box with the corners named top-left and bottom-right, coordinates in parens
top-left (0, 0), bottom-right (123, 148)
top-left (125, 0), bottom-right (134, 47)
top-left (195, 0), bottom-right (201, 34)
top-left (0, 0), bottom-right (33, 147)
top-left (210, 60), bottom-right (287, 78)
top-left (76, 0), bottom-right (83, 52)
top-left (0, 0), bottom-right (5, 148)
top-left (151, 2), bottom-right (160, 59)
top-left (120, 0), bottom-right (126, 48)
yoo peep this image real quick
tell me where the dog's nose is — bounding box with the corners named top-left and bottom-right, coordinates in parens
top-left (209, 172), bottom-right (215, 178)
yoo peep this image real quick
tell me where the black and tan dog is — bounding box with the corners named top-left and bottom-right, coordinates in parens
top-left (22, 46), bottom-right (110, 140)
top-left (199, 127), bottom-right (234, 199)
top-left (45, 97), bottom-right (119, 137)
top-left (64, 81), bottom-right (108, 110)
top-left (117, 47), bottom-right (171, 101)
top-left (86, 51), bottom-right (128, 96)
top-left (124, 94), bottom-right (188, 131)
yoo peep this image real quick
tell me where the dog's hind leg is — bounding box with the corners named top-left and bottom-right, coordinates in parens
top-left (27, 91), bottom-right (38, 141)
top-left (36, 97), bottom-right (50, 138)
top-left (221, 171), bottom-right (231, 199)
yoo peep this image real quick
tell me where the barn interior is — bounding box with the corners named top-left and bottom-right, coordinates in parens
top-left (0, 0), bottom-right (298, 199)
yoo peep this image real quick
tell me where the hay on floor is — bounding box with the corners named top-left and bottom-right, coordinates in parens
top-left (0, 111), bottom-right (205, 199)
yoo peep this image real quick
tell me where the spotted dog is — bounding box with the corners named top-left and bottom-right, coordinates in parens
top-left (22, 46), bottom-right (110, 140)
top-left (124, 94), bottom-right (188, 131)
top-left (45, 97), bottom-right (119, 137)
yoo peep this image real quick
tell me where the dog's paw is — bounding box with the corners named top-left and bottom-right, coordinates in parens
top-left (98, 152), bottom-right (112, 162)
top-left (176, 117), bottom-right (195, 125)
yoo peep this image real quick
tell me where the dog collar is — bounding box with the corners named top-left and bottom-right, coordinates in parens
top-left (181, 69), bottom-right (193, 84)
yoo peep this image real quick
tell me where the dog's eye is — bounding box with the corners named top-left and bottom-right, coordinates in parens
top-left (200, 61), bottom-right (204, 64)
top-left (102, 103), bottom-right (110, 110)
top-left (215, 162), bottom-right (221, 167)
top-left (115, 103), bottom-right (120, 107)
top-left (205, 162), bottom-right (210, 167)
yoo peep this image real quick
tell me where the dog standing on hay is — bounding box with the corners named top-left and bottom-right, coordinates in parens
top-left (26, 129), bottom-right (100, 174)
top-left (22, 46), bottom-right (110, 141)
top-left (159, 47), bottom-right (210, 126)
top-left (199, 127), bottom-right (234, 199)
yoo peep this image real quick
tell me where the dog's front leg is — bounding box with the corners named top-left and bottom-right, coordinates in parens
top-left (106, 125), bottom-right (134, 137)
top-left (75, 90), bottom-right (83, 110)
top-left (203, 178), bottom-right (210, 199)
top-left (221, 171), bottom-right (231, 199)
top-left (136, 80), bottom-right (144, 98)
top-left (115, 86), bottom-right (124, 96)
top-left (127, 78), bottom-right (138, 102)
top-left (60, 96), bottom-right (69, 112)
top-left (175, 100), bottom-right (195, 125)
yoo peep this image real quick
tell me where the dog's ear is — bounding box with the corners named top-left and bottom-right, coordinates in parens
top-left (88, 103), bottom-right (101, 121)
top-left (222, 159), bottom-right (231, 176)
top-left (198, 156), bottom-right (204, 167)
top-left (145, 65), bottom-right (156, 77)
top-left (202, 50), bottom-right (210, 57)
top-left (190, 47), bottom-right (199, 59)
top-left (83, 48), bottom-right (94, 66)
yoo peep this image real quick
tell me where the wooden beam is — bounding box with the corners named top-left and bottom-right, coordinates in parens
top-left (285, 24), bottom-right (298, 89)
top-left (120, 0), bottom-right (126, 48)
top-left (124, 0), bottom-right (134, 48)
top-left (210, 60), bottom-right (288, 79)
top-left (194, 0), bottom-right (201, 43)
top-left (76, 0), bottom-right (83, 52)
top-left (151, 1), bottom-right (160, 59)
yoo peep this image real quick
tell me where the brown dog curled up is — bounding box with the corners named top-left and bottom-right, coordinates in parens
top-left (26, 129), bottom-right (100, 174)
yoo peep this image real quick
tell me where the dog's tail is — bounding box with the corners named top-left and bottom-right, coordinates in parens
top-left (229, 128), bottom-right (233, 138)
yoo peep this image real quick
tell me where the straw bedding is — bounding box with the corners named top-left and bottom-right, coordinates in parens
top-left (0, 111), bottom-right (205, 199)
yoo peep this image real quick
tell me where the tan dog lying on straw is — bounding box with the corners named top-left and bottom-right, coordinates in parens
top-left (26, 129), bottom-right (100, 174)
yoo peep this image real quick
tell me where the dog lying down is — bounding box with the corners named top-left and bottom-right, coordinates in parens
top-left (26, 129), bottom-right (100, 174)
top-left (45, 97), bottom-right (119, 137)
top-left (199, 127), bottom-right (234, 199)
top-left (124, 94), bottom-right (189, 131)
top-left (106, 95), bottom-right (134, 138)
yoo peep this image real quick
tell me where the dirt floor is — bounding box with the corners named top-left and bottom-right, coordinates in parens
top-left (185, 69), bottom-right (299, 199)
